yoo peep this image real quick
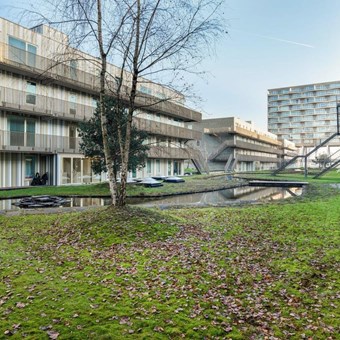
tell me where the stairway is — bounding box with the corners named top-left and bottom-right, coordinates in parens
top-left (208, 140), bottom-right (232, 161)
top-left (272, 155), bottom-right (303, 175)
top-left (187, 147), bottom-right (210, 174)
top-left (273, 133), bottom-right (339, 175)
top-left (225, 154), bottom-right (238, 172)
top-left (313, 156), bottom-right (340, 178)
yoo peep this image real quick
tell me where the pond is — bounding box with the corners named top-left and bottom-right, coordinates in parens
top-left (0, 186), bottom-right (303, 211)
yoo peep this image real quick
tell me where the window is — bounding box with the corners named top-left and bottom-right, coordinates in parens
top-left (25, 156), bottom-right (36, 178)
top-left (27, 44), bottom-right (37, 67)
top-left (156, 159), bottom-right (161, 175)
top-left (69, 125), bottom-right (77, 149)
top-left (9, 116), bottom-right (24, 146)
top-left (92, 97), bottom-right (98, 114)
top-left (140, 86), bottom-right (152, 95)
top-left (30, 25), bottom-right (44, 34)
top-left (9, 36), bottom-right (25, 64)
top-left (168, 160), bottom-right (172, 176)
top-left (8, 36), bottom-right (36, 67)
top-left (62, 158), bottom-right (71, 184)
top-left (147, 160), bottom-right (152, 174)
top-left (9, 116), bottom-right (36, 147)
top-left (173, 161), bottom-right (181, 175)
top-left (132, 168), bottom-right (137, 178)
top-left (70, 60), bottom-right (77, 80)
top-left (26, 81), bottom-right (36, 104)
top-left (26, 119), bottom-right (36, 147)
top-left (92, 98), bottom-right (98, 108)
top-left (69, 93), bottom-right (77, 115)
top-left (156, 92), bottom-right (166, 99)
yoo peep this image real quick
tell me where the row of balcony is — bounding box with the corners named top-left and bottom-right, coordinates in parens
top-left (235, 140), bottom-right (282, 155)
top-left (0, 130), bottom-right (190, 159)
top-left (0, 86), bottom-right (200, 140)
top-left (147, 146), bottom-right (192, 159)
top-left (268, 97), bottom-right (336, 105)
top-left (0, 130), bottom-right (81, 154)
top-left (0, 85), bottom-right (94, 121)
top-left (204, 125), bottom-right (281, 146)
top-left (269, 86), bottom-right (340, 96)
top-left (213, 151), bottom-right (280, 164)
top-left (236, 154), bottom-right (280, 163)
top-left (268, 95), bottom-right (337, 103)
top-left (133, 117), bottom-right (201, 141)
top-left (0, 42), bottom-right (201, 122)
top-left (208, 139), bottom-right (283, 162)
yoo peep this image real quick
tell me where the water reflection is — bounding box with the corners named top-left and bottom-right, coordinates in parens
top-left (132, 186), bottom-right (302, 207)
top-left (0, 186), bottom-right (302, 211)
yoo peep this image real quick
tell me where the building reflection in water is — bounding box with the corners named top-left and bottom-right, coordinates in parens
top-left (132, 186), bottom-right (302, 207)
top-left (0, 186), bottom-right (302, 211)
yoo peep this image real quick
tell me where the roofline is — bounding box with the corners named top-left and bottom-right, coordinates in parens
top-left (268, 79), bottom-right (340, 92)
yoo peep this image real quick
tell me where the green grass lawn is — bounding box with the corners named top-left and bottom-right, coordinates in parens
top-left (0, 175), bottom-right (241, 199)
top-left (0, 184), bottom-right (339, 338)
top-left (237, 168), bottom-right (340, 184)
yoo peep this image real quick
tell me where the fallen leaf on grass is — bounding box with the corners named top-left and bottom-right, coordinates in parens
top-left (154, 326), bottom-right (164, 332)
top-left (47, 330), bottom-right (60, 339)
top-left (16, 302), bottom-right (25, 308)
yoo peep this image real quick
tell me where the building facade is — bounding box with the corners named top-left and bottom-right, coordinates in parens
top-left (268, 81), bottom-right (340, 153)
top-left (188, 117), bottom-right (296, 173)
top-left (0, 17), bottom-right (201, 188)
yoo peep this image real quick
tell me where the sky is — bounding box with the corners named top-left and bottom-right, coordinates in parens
top-left (2, 0), bottom-right (340, 131)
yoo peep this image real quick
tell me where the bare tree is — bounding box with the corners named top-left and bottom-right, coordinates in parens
top-left (30, 0), bottom-right (225, 206)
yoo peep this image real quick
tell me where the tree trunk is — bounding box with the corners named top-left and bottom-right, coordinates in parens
top-left (118, 0), bottom-right (141, 206)
top-left (97, 0), bottom-right (117, 205)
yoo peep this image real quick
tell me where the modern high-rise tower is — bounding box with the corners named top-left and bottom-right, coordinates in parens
top-left (268, 81), bottom-right (340, 150)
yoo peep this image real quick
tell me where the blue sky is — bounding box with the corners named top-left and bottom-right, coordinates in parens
top-left (195, 0), bottom-right (340, 129)
top-left (1, 0), bottom-right (340, 130)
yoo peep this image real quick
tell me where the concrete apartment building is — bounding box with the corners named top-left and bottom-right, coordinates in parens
top-left (0, 17), bottom-right (201, 188)
top-left (268, 81), bottom-right (340, 156)
top-left (189, 117), bottom-right (296, 173)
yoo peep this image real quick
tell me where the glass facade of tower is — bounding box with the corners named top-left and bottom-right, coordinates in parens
top-left (268, 81), bottom-right (340, 147)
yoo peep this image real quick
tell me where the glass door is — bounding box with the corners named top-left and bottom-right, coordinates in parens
top-left (9, 116), bottom-right (24, 146)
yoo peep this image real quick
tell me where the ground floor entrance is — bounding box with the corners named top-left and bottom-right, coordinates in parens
top-left (0, 152), bottom-right (55, 188)
top-left (0, 153), bottom-right (186, 188)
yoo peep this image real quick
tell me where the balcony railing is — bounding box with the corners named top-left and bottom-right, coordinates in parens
top-left (235, 140), bottom-right (283, 155)
top-left (236, 154), bottom-right (280, 163)
top-left (147, 146), bottom-right (190, 159)
top-left (0, 130), bottom-right (197, 160)
top-left (0, 42), bottom-right (201, 122)
top-left (204, 125), bottom-right (282, 146)
top-left (0, 130), bottom-right (81, 153)
top-left (0, 42), bottom-right (99, 93)
top-left (134, 117), bottom-right (201, 141)
top-left (0, 86), bottom-right (201, 141)
top-left (0, 86), bottom-right (95, 121)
